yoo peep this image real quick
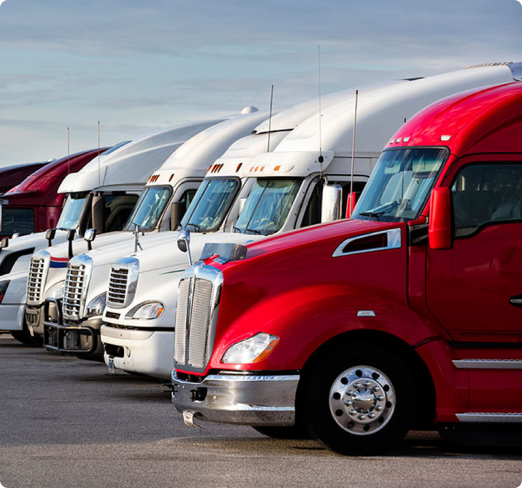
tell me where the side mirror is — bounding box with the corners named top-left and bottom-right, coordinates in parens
top-left (91, 193), bottom-right (106, 235)
top-left (0, 198), bottom-right (7, 233)
top-left (238, 197), bottom-right (248, 216)
top-left (67, 229), bottom-right (76, 259)
top-left (0, 236), bottom-right (9, 253)
top-left (321, 184), bottom-right (343, 223)
top-left (346, 192), bottom-right (360, 218)
top-left (170, 202), bottom-right (187, 231)
top-left (429, 187), bottom-right (452, 250)
top-left (46, 228), bottom-right (57, 247)
top-left (84, 228), bottom-right (97, 251)
top-left (177, 228), bottom-right (193, 266)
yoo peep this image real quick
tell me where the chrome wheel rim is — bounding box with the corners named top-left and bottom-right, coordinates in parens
top-left (329, 365), bottom-right (396, 436)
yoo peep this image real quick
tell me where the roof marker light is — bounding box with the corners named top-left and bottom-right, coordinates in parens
top-left (390, 139), bottom-right (395, 144)
top-left (236, 163), bottom-right (242, 172)
top-left (440, 135), bottom-right (452, 141)
top-left (274, 165), bottom-right (281, 171)
top-left (403, 137), bottom-right (410, 142)
top-left (396, 138), bottom-right (402, 143)
top-left (169, 173), bottom-right (175, 182)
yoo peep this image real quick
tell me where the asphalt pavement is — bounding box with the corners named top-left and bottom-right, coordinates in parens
top-left (0, 333), bottom-right (521, 488)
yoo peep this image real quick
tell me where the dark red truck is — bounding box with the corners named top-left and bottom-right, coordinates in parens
top-left (0, 149), bottom-right (106, 238)
top-left (172, 81), bottom-right (522, 454)
top-left (0, 161), bottom-right (50, 195)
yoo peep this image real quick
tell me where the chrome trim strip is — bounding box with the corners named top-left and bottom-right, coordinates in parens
top-left (206, 374), bottom-right (300, 382)
top-left (453, 359), bottom-right (522, 370)
top-left (457, 413), bottom-right (522, 423)
top-left (332, 228), bottom-right (402, 258)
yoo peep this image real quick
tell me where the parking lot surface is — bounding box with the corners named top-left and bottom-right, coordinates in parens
top-left (0, 334), bottom-right (521, 488)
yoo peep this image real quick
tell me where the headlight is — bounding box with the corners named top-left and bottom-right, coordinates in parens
top-left (129, 301), bottom-right (164, 320)
top-left (85, 293), bottom-right (106, 318)
top-left (46, 280), bottom-right (65, 299)
top-left (221, 333), bottom-right (279, 364)
top-left (0, 280), bottom-right (10, 304)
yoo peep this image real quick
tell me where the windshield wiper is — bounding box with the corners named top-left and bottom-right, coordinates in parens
top-left (185, 223), bottom-right (201, 232)
top-left (246, 228), bottom-right (263, 235)
top-left (358, 211), bottom-right (383, 221)
top-left (233, 226), bottom-right (243, 233)
top-left (359, 201), bottom-right (399, 220)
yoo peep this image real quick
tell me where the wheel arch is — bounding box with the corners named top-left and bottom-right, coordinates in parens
top-left (296, 329), bottom-right (436, 430)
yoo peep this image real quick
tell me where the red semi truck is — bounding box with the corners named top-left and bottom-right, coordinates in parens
top-left (172, 81), bottom-right (522, 454)
top-left (0, 161), bottom-right (50, 195)
top-left (0, 148), bottom-right (107, 238)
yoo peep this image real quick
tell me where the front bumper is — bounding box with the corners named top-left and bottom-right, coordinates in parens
top-left (43, 298), bottom-right (103, 357)
top-left (171, 371), bottom-right (299, 426)
top-left (0, 303), bottom-right (25, 331)
top-left (100, 324), bottom-right (174, 380)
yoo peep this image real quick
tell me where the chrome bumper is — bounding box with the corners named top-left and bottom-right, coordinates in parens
top-left (171, 371), bottom-right (299, 426)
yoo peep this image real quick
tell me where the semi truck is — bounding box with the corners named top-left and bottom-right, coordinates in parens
top-left (172, 80), bottom-right (522, 455)
top-left (34, 108), bottom-right (270, 357)
top-left (0, 150), bottom-right (105, 238)
top-left (1, 120), bottom-right (219, 343)
top-left (97, 63), bottom-right (520, 380)
top-left (0, 160), bottom-right (50, 196)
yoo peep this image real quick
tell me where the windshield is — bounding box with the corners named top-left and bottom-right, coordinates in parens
top-left (125, 186), bottom-right (171, 231)
top-left (56, 192), bottom-right (89, 230)
top-left (180, 178), bottom-right (240, 232)
top-left (352, 148), bottom-right (448, 222)
top-left (234, 178), bottom-right (301, 235)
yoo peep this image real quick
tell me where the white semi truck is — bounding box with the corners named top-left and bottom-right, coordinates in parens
top-left (2, 119), bottom-right (220, 343)
top-left (36, 88), bottom-right (363, 364)
top-left (98, 64), bottom-right (522, 380)
top-left (34, 109), bottom-right (271, 358)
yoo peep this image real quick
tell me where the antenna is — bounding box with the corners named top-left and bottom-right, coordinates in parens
top-left (97, 121), bottom-right (101, 188)
top-left (350, 90), bottom-right (359, 196)
top-left (318, 45), bottom-right (324, 179)
top-left (267, 85), bottom-right (274, 152)
top-left (67, 127), bottom-right (70, 174)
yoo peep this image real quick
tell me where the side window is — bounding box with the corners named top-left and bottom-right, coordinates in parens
top-left (105, 195), bottom-right (139, 232)
top-left (452, 163), bottom-right (522, 237)
top-left (300, 180), bottom-right (366, 228)
top-left (1, 208), bottom-right (34, 236)
top-left (180, 189), bottom-right (197, 210)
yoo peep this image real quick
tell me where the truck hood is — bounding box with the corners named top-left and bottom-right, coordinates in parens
top-left (227, 218), bottom-right (402, 268)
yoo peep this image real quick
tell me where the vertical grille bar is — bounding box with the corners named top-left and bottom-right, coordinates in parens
top-left (62, 264), bottom-right (86, 320)
top-left (174, 278), bottom-right (191, 365)
top-left (187, 279), bottom-right (213, 368)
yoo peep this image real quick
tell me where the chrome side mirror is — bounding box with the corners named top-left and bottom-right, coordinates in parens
top-left (321, 184), bottom-right (343, 223)
top-left (177, 228), bottom-right (193, 266)
top-left (238, 197), bottom-right (248, 216)
top-left (84, 228), bottom-right (97, 251)
top-left (0, 236), bottom-right (8, 253)
top-left (46, 228), bottom-right (57, 247)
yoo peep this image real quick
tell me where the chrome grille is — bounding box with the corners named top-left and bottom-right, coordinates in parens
top-left (106, 257), bottom-right (139, 309)
top-left (62, 264), bottom-right (86, 320)
top-left (107, 268), bottom-right (129, 306)
top-left (174, 263), bottom-right (222, 371)
top-left (26, 251), bottom-right (50, 305)
top-left (187, 279), bottom-right (213, 368)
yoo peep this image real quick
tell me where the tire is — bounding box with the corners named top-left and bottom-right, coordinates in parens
top-left (11, 322), bottom-right (39, 346)
top-left (301, 342), bottom-right (416, 456)
top-left (11, 329), bottom-right (36, 346)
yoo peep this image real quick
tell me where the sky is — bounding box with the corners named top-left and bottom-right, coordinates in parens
top-left (0, 0), bottom-right (521, 167)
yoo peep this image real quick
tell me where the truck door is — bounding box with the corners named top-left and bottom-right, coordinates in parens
top-left (426, 159), bottom-right (522, 342)
top-left (426, 158), bottom-right (522, 413)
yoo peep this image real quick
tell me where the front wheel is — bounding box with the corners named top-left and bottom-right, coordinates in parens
top-left (301, 342), bottom-right (416, 456)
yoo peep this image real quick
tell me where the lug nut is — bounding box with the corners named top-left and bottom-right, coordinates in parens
top-left (375, 405), bottom-right (383, 411)
top-left (372, 386), bottom-right (380, 392)
top-left (349, 410), bottom-right (357, 416)
top-left (368, 413), bottom-right (376, 419)
top-left (363, 381), bottom-right (371, 387)
top-left (344, 400), bottom-right (353, 406)
top-left (376, 395), bottom-right (384, 401)
top-left (358, 414), bottom-right (367, 420)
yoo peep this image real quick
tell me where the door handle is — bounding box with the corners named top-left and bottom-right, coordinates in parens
top-left (509, 295), bottom-right (522, 307)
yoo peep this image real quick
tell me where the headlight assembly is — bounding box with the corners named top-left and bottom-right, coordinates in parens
top-left (85, 293), bottom-right (107, 318)
top-left (221, 333), bottom-right (279, 364)
top-left (128, 301), bottom-right (165, 320)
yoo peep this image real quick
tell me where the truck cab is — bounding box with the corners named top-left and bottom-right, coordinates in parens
top-left (102, 63), bottom-right (522, 380)
top-left (172, 81), bottom-right (522, 455)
